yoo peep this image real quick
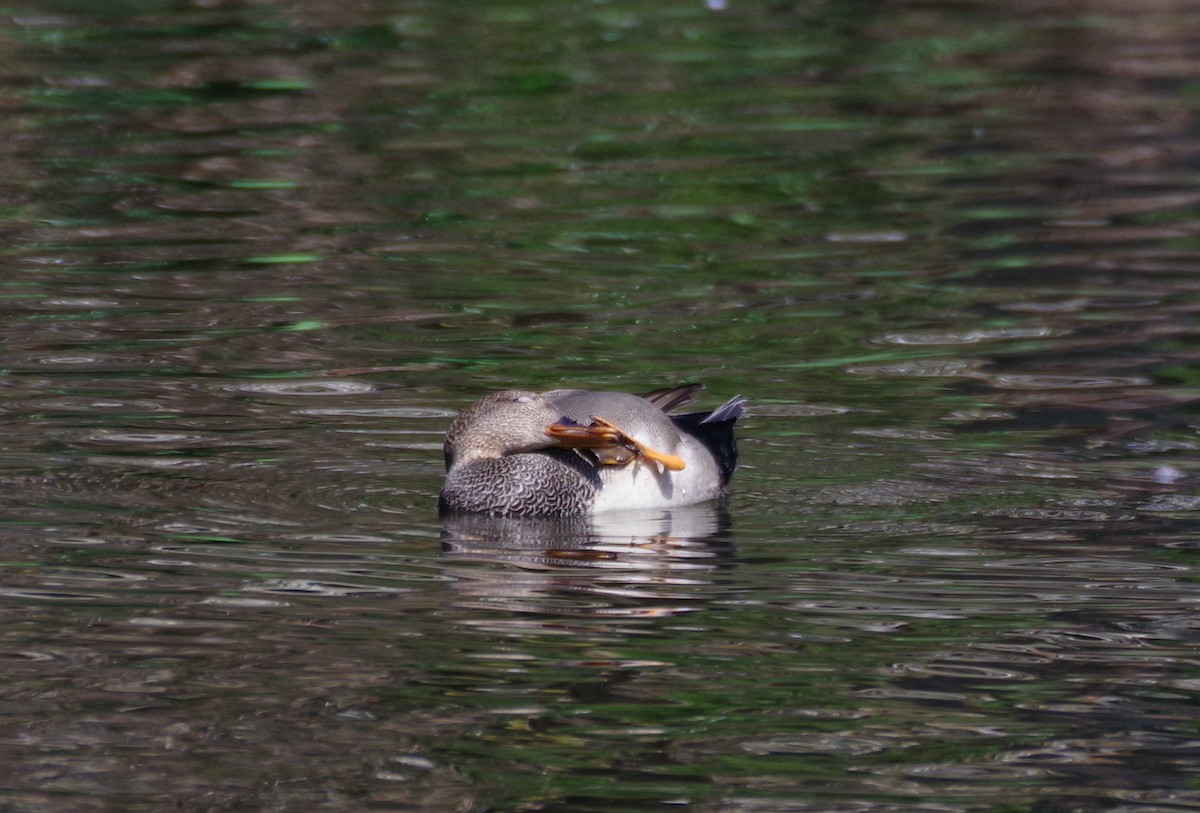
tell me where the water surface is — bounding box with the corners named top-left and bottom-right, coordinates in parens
top-left (2, 1), bottom-right (1200, 811)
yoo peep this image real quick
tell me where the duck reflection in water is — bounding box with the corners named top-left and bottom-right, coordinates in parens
top-left (441, 501), bottom-right (734, 557)
top-left (440, 503), bottom-right (737, 620)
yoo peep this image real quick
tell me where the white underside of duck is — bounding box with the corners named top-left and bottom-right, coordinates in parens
top-left (589, 436), bottom-right (726, 513)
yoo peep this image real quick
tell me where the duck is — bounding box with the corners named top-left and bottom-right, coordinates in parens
top-left (438, 384), bottom-right (746, 517)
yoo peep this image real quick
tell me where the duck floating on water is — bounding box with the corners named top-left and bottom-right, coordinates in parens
top-left (438, 384), bottom-right (746, 517)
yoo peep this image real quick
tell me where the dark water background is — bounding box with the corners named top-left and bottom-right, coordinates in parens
top-left (3, 1), bottom-right (1200, 811)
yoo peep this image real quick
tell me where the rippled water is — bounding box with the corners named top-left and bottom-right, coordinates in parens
top-left (3, 0), bottom-right (1200, 811)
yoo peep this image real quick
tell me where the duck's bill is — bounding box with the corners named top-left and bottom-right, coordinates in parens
top-left (545, 417), bottom-right (686, 472)
top-left (544, 417), bottom-right (624, 448)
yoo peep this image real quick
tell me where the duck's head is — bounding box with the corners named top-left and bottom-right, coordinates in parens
top-left (443, 390), bottom-right (611, 470)
top-left (444, 389), bottom-right (689, 473)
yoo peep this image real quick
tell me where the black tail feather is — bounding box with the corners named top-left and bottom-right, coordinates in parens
top-left (672, 395), bottom-right (746, 486)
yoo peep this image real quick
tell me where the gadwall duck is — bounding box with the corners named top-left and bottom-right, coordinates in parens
top-left (438, 384), bottom-right (746, 516)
